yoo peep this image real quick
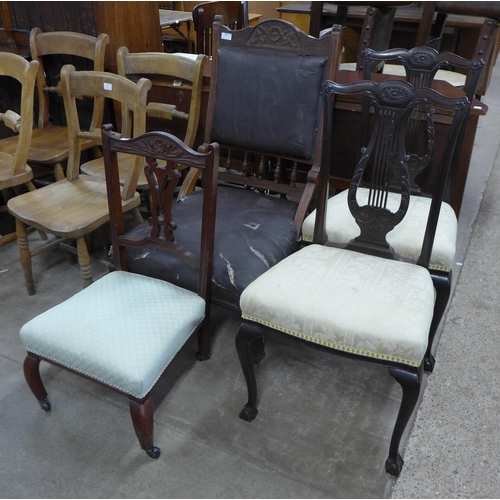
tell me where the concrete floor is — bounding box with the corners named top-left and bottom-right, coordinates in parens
top-left (1, 63), bottom-right (499, 498)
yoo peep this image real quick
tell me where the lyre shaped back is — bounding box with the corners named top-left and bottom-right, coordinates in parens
top-left (102, 126), bottom-right (219, 303)
top-left (360, 47), bottom-right (484, 194)
top-left (318, 79), bottom-right (470, 263)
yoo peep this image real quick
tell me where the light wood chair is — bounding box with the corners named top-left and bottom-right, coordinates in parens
top-left (19, 126), bottom-right (219, 459)
top-left (79, 47), bottom-right (206, 193)
top-left (7, 66), bottom-right (151, 295)
top-left (0, 52), bottom-right (39, 246)
top-left (0, 28), bottom-right (109, 182)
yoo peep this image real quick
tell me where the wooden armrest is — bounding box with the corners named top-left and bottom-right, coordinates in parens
top-left (146, 102), bottom-right (189, 121)
top-left (0, 109), bottom-right (21, 133)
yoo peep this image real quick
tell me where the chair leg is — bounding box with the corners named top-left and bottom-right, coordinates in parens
top-left (196, 323), bottom-right (212, 361)
top-left (425, 271), bottom-right (452, 373)
top-left (23, 353), bottom-right (51, 412)
top-left (54, 163), bottom-right (65, 182)
top-left (16, 218), bottom-right (35, 295)
top-left (385, 367), bottom-right (421, 476)
top-left (129, 397), bottom-right (160, 458)
top-left (76, 236), bottom-right (93, 288)
top-left (235, 322), bottom-right (265, 422)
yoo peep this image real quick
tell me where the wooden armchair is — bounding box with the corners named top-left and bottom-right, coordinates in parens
top-left (7, 66), bottom-right (151, 294)
top-left (192, 1), bottom-right (246, 55)
top-left (79, 47), bottom-right (206, 193)
top-left (302, 47), bottom-right (483, 371)
top-left (0, 28), bottom-right (109, 181)
top-left (19, 127), bottom-right (219, 458)
top-left (0, 53), bottom-right (38, 246)
top-left (125, 18), bottom-right (343, 310)
top-left (236, 79), bottom-right (470, 476)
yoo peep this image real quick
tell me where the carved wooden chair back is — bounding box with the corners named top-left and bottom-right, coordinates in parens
top-left (415, 2), bottom-right (500, 96)
top-left (122, 18), bottom-right (342, 311)
top-left (0, 28), bottom-right (110, 182)
top-left (192, 1), bottom-right (246, 55)
top-left (18, 127), bottom-right (219, 459)
top-left (114, 47), bottom-right (206, 191)
top-left (360, 46), bottom-right (484, 195)
top-left (236, 79), bottom-right (470, 477)
top-left (7, 66), bottom-right (151, 295)
top-left (0, 52), bottom-right (38, 246)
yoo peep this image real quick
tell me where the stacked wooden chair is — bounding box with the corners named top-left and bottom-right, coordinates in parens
top-left (0, 53), bottom-right (38, 246)
top-left (236, 78), bottom-right (470, 475)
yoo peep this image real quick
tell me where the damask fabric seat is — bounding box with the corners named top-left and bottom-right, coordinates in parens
top-left (240, 244), bottom-right (435, 368)
top-left (302, 187), bottom-right (457, 272)
top-left (20, 271), bottom-right (205, 399)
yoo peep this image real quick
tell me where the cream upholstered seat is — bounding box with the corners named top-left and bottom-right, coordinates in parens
top-left (236, 79), bottom-right (470, 476)
top-left (302, 187), bottom-right (457, 272)
top-left (20, 128), bottom-right (219, 458)
top-left (241, 244), bottom-right (434, 368)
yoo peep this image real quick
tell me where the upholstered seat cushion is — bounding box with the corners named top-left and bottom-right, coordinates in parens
top-left (126, 186), bottom-right (298, 308)
top-left (240, 244), bottom-right (435, 367)
top-left (20, 271), bottom-right (205, 399)
top-left (302, 188), bottom-right (457, 271)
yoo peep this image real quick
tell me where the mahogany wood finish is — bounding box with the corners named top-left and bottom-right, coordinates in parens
top-left (21, 127), bottom-right (219, 458)
top-left (192, 1), bottom-right (246, 55)
top-left (236, 79), bottom-right (470, 476)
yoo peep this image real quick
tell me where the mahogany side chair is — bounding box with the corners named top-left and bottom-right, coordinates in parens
top-left (7, 66), bottom-right (151, 294)
top-left (0, 53), bottom-right (38, 246)
top-left (80, 47), bottom-right (206, 194)
top-left (124, 18), bottom-right (343, 311)
top-left (192, 1), bottom-right (246, 55)
top-left (19, 127), bottom-right (219, 458)
top-left (236, 79), bottom-right (470, 476)
top-left (302, 46), bottom-right (483, 372)
top-left (0, 28), bottom-right (109, 181)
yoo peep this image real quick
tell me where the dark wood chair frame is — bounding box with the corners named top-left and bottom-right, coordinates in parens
top-left (23, 126), bottom-right (219, 458)
top-left (236, 79), bottom-right (470, 476)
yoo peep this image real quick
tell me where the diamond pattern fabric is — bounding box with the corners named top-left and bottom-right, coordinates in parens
top-left (240, 244), bottom-right (435, 367)
top-left (20, 271), bottom-right (205, 399)
top-left (302, 188), bottom-right (457, 271)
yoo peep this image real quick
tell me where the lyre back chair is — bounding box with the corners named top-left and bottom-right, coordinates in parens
top-left (0, 28), bottom-right (109, 181)
top-left (192, 1), bottom-right (246, 55)
top-left (414, 2), bottom-right (500, 97)
top-left (8, 66), bottom-right (151, 295)
top-left (302, 46), bottom-right (483, 372)
top-left (125, 18), bottom-right (343, 311)
top-left (0, 53), bottom-right (38, 246)
top-left (19, 127), bottom-right (219, 459)
top-left (236, 79), bottom-right (469, 476)
top-left (80, 47), bottom-right (206, 193)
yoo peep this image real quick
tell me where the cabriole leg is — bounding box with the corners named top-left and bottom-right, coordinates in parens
top-left (235, 322), bottom-right (265, 422)
top-left (23, 353), bottom-right (51, 412)
top-left (385, 367), bottom-right (421, 476)
top-left (425, 271), bottom-right (452, 372)
top-left (129, 396), bottom-right (160, 458)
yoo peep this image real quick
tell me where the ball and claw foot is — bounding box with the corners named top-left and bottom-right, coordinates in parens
top-left (146, 446), bottom-right (161, 459)
top-left (424, 354), bottom-right (435, 373)
top-left (239, 404), bottom-right (258, 422)
top-left (39, 398), bottom-right (51, 412)
top-left (385, 453), bottom-right (404, 476)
